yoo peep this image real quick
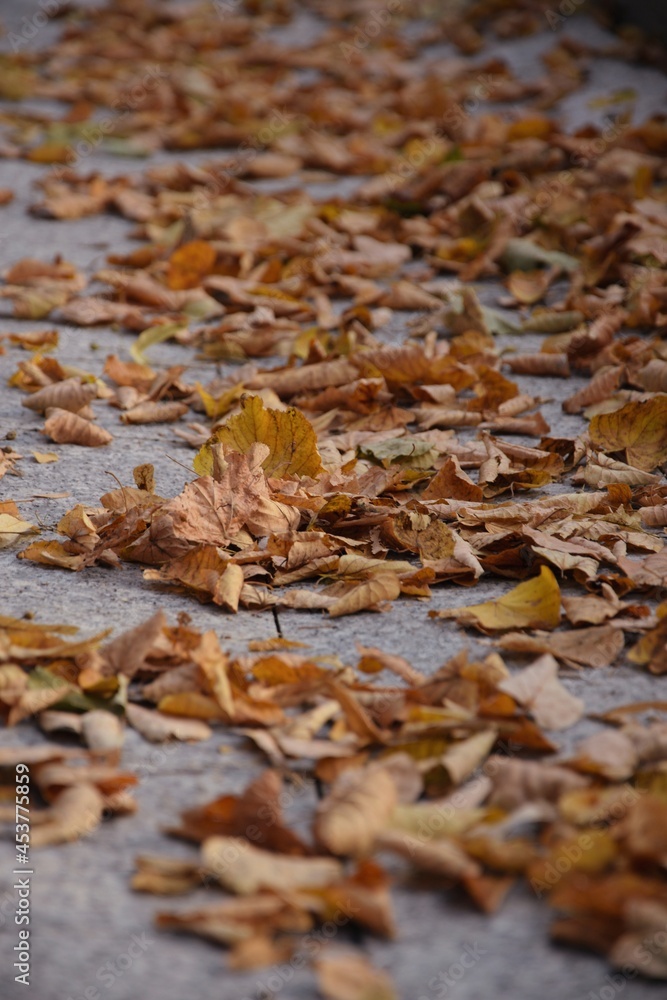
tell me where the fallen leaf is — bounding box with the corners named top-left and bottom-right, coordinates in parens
top-left (589, 396), bottom-right (667, 471)
top-left (431, 566), bottom-right (561, 632)
top-left (200, 837), bottom-right (342, 895)
top-left (43, 409), bottom-right (113, 447)
top-left (316, 954), bottom-right (397, 1000)
top-left (126, 704), bottom-right (212, 743)
top-left (195, 395), bottom-right (323, 479)
top-left (314, 764), bottom-right (398, 856)
top-left (498, 655), bottom-right (584, 730)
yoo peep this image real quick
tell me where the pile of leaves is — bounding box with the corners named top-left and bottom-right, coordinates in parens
top-left (3, 610), bottom-right (667, 981)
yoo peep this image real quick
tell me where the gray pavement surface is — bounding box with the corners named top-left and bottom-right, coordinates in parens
top-left (0, 3), bottom-right (666, 999)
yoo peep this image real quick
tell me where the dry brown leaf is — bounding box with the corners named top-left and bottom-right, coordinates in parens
top-left (422, 455), bottom-right (483, 502)
top-left (328, 573), bottom-right (401, 618)
top-left (93, 610), bottom-right (166, 679)
top-left (487, 758), bottom-right (587, 811)
top-left (200, 837), bottom-right (342, 895)
top-left (120, 401), bottom-right (188, 424)
top-left (314, 764), bottom-right (398, 856)
top-left (80, 710), bottom-right (124, 752)
top-left (589, 396), bottom-right (667, 471)
top-left (376, 828), bottom-right (480, 880)
top-left (22, 377), bottom-right (97, 414)
top-left (497, 625), bottom-right (624, 669)
top-left (43, 409), bottom-right (112, 447)
top-left (155, 894), bottom-right (308, 945)
top-left (30, 783), bottom-right (104, 848)
top-left (498, 654), bottom-right (584, 730)
top-left (568, 730), bottom-right (639, 781)
top-left (316, 954), bottom-right (397, 1000)
top-left (126, 704), bottom-right (212, 743)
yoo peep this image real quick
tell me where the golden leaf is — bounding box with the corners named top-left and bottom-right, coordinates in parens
top-left (589, 395), bottom-right (667, 471)
top-left (194, 395), bottom-right (323, 479)
top-left (431, 565), bottom-right (561, 632)
top-left (167, 240), bottom-right (217, 290)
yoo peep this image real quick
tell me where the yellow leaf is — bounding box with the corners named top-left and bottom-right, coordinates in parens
top-left (431, 566), bottom-right (561, 632)
top-left (130, 323), bottom-right (186, 365)
top-left (589, 395), bottom-right (667, 471)
top-left (167, 240), bottom-right (216, 290)
top-left (0, 513), bottom-right (38, 548)
top-left (194, 395), bottom-right (323, 479)
top-left (195, 382), bottom-right (245, 421)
